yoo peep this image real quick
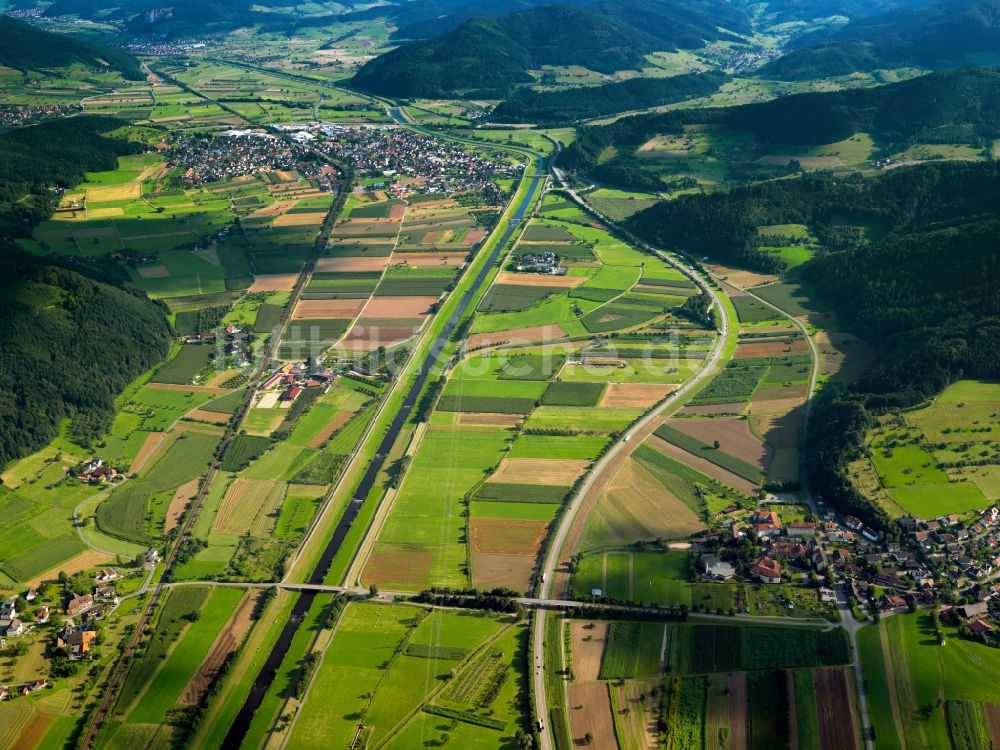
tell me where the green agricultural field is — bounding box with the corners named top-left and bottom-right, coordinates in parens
top-left (669, 623), bottom-right (850, 675)
top-left (732, 295), bottom-right (782, 324)
top-left (219, 434), bottom-right (274, 472)
top-left (748, 670), bottom-right (790, 749)
top-left (97, 431), bottom-right (220, 543)
top-left (507, 434), bottom-right (609, 460)
top-left (573, 551), bottom-right (692, 607)
top-left (599, 621), bottom-right (665, 679)
top-left (690, 363), bottom-right (767, 405)
top-left (290, 602), bottom-right (520, 747)
top-left (125, 587), bottom-right (245, 725)
top-left (858, 613), bottom-right (1000, 750)
top-left (863, 380), bottom-right (1000, 518)
top-left (541, 381), bottom-right (605, 406)
top-left (475, 483), bottom-right (569, 504)
top-left (525, 406), bottom-right (641, 434)
top-left (151, 345), bottom-right (214, 385)
top-left (116, 587), bottom-right (211, 714)
top-left (369, 425), bottom-right (512, 590)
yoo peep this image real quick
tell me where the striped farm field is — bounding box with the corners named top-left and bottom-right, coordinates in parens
top-left (212, 478), bottom-right (286, 534)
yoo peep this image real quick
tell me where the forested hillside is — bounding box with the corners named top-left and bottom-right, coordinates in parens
top-left (560, 68), bottom-right (1000, 189)
top-left (492, 71), bottom-right (729, 124)
top-left (0, 253), bottom-right (172, 468)
top-left (0, 16), bottom-right (143, 79)
top-left (762, 0), bottom-right (1000, 79)
top-left (631, 162), bottom-right (1000, 527)
top-left (0, 116), bottom-right (143, 235)
top-left (351, 0), bottom-right (749, 98)
top-left (0, 117), bottom-right (171, 468)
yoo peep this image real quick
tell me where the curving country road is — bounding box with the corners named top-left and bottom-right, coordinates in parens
top-left (529, 159), bottom-right (736, 750)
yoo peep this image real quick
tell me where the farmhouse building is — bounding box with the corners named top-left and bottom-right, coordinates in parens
top-left (66, 594), bottom-right (94, 617)
top-left (751, 556), bottom-right (781, 584)
top-left (57, 628), bottom-right (98, 659)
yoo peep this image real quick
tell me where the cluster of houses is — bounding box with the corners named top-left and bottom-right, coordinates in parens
top-left (73, 458), bottom-right (119, 484)
top-left (260, 360), bottom-right (337, 405)
top-left (696, 496), bottom-right (1000, 641)
top-left (310, 123), bottom-right (519, 197)
top-left (513, 251), bottom-right (567, 276)
top-left (0, 103), bottom-right (79, 128)
top-left (167, 131), bottom-right (337, 190)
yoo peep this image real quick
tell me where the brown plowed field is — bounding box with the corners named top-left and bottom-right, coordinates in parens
top-left (12, 713), bottom-right (52, 750)
top-left (392, 252), bottom-right (466, 266)
top-left (570, 621), bottom-right (609, 681)
top-left (130, 431), bottom-right (167, 473)
top-left (307, 411), bottom-right (352, 449)
top-left (273, 211), bottom-right (324, 227)
top-left (388, 202), bottom-right (406, 219)
top-left (458, 413), bottom-right (523, 427)
top-left (314, 255), bottom-right (388, 272)
top-left (165, 479), bottom-right (199, 534)
top-left (249, 201), bottom-right (294, 219)
top-left (567, 682), bottom-right (617, 750)
top-left (490, 458), bottom-right (589, 486)
top-left (332, 221), bottom-right (401, 236)
top-left (293, 299), bottom-right (365, 318)
top-left (753, 384), bottom-right (809, 401)
top-left (471, 518), bottom-right (548, 555)
top-left (735, 339), bottom-right (809, 358)
top-left (728, 672), bottom-right (748, 750)
top-left (249, 273), bottom-right (298, 292)
top-left (363, 296), bottom-right (437, 317)
top-left (180, 592), bottom-right (260, 705)
top-left (749, 412), bottom-right (803, 450)
top-left (339, 326), bottom-right (417, 350)
top-left (472, 552), bottom-right (536, 593)
top-left (27, 549), bottom-right (113, 589)
top-left (600, 383), bottom-right (676, 408)
top-left (465, 227), bottom-right (486, 244)
top-left (648, 435), bottom-right (759, 496)
top-left (185, 408), bottom-right (231, 424)
top-left (666, 417), bottom-right (769, 468)
top-left (707, 265), bottom-right (779, 289)
top-left (748, 396), bottom-right (807, 417)
top-left (985, 704), bottom-right (1000, 748)
top-left (814, 668), bottom-right (861, 750)
top-left (364, 544), bottom-right (434, 589)
top-left (466, 324), bottom-right (568, 350)
top-left (495, 272), bottom-right (586, 288)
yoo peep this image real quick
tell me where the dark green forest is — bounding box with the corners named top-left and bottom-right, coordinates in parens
top-left (0, 118), bottom-right (171, 469)
top-left (491, 71), bottom-right (729, 124)
top-left (0, 16), bottom-right (142, 79)
top-left (560, 68), bottom-right (1000, 190)
top-left (761, 0), bottom-right (1000, 80)
top-left (631, 162), bottom-right (1000, 527)
top-left (0, 253), bottom-right (172, 468)
top-left (352, 0), bottom-right (747, 98)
